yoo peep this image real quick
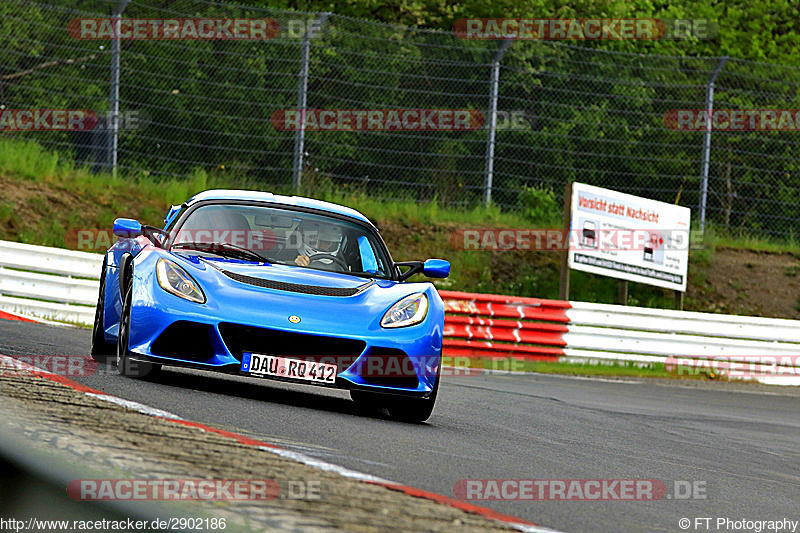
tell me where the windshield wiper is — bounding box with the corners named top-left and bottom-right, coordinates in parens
top-left (173, 242), bottom-right (268, 263)
top-left (215, 241), bottom-right (270, 262)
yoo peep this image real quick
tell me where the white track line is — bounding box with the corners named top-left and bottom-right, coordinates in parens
top-left (85, 392), bottom-right (183, 420)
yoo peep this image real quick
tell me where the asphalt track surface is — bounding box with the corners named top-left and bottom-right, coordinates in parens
top-left (2, 319), bottom-right (799, 533)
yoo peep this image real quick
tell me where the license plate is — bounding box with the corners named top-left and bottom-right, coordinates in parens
top-left (241, 353), bottom-right (337, 384)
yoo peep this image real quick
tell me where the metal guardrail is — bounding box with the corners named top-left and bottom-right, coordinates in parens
top-left (1, 241), bottom-right (797, 384)
top-left (0, 240), bottom-right (102, 325)
top-left (439, 290), bottom-right (800, 384)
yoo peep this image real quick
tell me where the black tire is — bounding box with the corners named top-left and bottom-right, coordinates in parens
top-left (90, 262), bottom-right (115, 363)
top-left (351, 373), bottom-right (440, 423)
top-left (386, 373), bottom-right (440, 423)
top-left (116, 275), bottom-right (160, 379)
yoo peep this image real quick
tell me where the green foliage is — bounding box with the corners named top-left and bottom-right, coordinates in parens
top-left (162, 168), bottom-right (211, 206)
top-left (2, 0), bottom-right (799, 236)
top-left (249, 0), bottom-right (800, 65)
top-left (519, 186), bottom-right (560, 226)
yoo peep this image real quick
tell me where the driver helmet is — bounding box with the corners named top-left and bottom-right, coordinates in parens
top-left (301, 222), bottom-right (343, 257)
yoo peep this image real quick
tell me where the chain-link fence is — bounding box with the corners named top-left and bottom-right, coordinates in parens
top-left (2, 0), bottom-right (800, 237)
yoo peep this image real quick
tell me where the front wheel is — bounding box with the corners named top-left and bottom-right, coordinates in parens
top-left (116, 278), bottom-right (160, 379)
top-left (351, 374), bottom-right (440, 423)
top-left (90, 262), bottom-right (115, 363)
top-left (386, 374), bottom-right (439, 423)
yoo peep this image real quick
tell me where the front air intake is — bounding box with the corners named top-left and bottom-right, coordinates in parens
top-left (151, 321), bottom-right (215, 361)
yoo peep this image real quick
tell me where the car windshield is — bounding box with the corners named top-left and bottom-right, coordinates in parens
top-left (171, 203), bottom-right (392, 278)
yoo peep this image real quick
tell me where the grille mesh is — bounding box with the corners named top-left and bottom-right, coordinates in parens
top-left (220, 269), bottom-right (371, 297)
top-left (219, 323), bottom-right (366, 364)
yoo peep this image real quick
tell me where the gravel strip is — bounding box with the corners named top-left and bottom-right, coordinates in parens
top-left (0, 372), bottom-right (519, 532)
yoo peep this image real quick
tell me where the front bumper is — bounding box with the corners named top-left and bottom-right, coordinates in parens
top-left (127, 264), bottom-right (443, 397)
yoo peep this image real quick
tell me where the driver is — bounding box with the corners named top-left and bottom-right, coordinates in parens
top-left (294, 222), bottom-right (345, 268)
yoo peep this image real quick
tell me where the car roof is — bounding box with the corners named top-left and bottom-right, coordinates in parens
top-left (184, 189), bottom-right (376, 229)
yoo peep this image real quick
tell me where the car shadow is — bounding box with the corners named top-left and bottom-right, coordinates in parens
top-left (142, 366), bottom-right (409, 422)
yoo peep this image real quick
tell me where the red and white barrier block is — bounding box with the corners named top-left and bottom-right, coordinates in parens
top-left (439, 290), bottom-right (800, 386)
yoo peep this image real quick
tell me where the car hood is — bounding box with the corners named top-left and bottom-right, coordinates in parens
top-left (160, 250), bottom-right (442, 333)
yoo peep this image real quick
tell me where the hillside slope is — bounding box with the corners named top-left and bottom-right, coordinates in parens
top-left (1, 141), bottom-right (798, 318)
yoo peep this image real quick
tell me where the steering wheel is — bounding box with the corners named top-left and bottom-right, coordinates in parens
top-left (308, 253), bottom-right (349, 271)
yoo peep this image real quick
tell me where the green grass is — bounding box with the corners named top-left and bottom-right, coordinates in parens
top-left (52, 318), bottom-right (93, 329)
top-left (709, 225), bottom-right (800, 254)
top-left (470, 358), bottom-right (673, 378)
top-left (0, 137), bottom-right (534, 228)
top-left (0, 138), bottom-right (64, 180)
top-left (450, 357), bottom-right (719, 380)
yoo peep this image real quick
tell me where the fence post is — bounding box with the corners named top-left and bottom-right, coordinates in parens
top-left (483, 40), bottom-right (511, 206)
top-left (292, 13), bottom-right (331, 192)
top-left (558, 182), bottom-right (573, 301)
top-left (108, 0), bottom-right (130, 178)
top-left (699, 55), bottom-right (728, 232)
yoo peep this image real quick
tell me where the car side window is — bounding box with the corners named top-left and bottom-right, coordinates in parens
top-left (357, 235), bottom-right (379, 274)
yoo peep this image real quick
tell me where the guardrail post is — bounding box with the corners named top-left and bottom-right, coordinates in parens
top-left (292, 13), bottom-right (331, 192)
top-left (108, 0), bottom-right (130, 178)
top-left (483, 40), bottom-right (511, 206)
top-left (699, 56), bottom-right (728, 233)
top-left (617, 280), bottom-right (628, 306)
top-left (674, 290), bottom-right (684, 310)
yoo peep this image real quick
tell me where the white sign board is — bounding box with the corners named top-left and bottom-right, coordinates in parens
top-left (568, 182), bottom-right (691, 292)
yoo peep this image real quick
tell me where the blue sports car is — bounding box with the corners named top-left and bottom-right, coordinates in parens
top-left (91, 190), bottom-right (450, 422)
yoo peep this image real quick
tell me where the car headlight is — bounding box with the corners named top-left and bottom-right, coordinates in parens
top-left (156, 258), bottom-right (205, 303)
top-left (381, 293), bottom-right (428, 328)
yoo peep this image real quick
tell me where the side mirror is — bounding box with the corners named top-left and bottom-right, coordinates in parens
top-left (396, 259), bottom-right (451, 281)
top-left (423, 259), bottom-right (450, 279)
top-left (113, 218), bottom-right (142, 238)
